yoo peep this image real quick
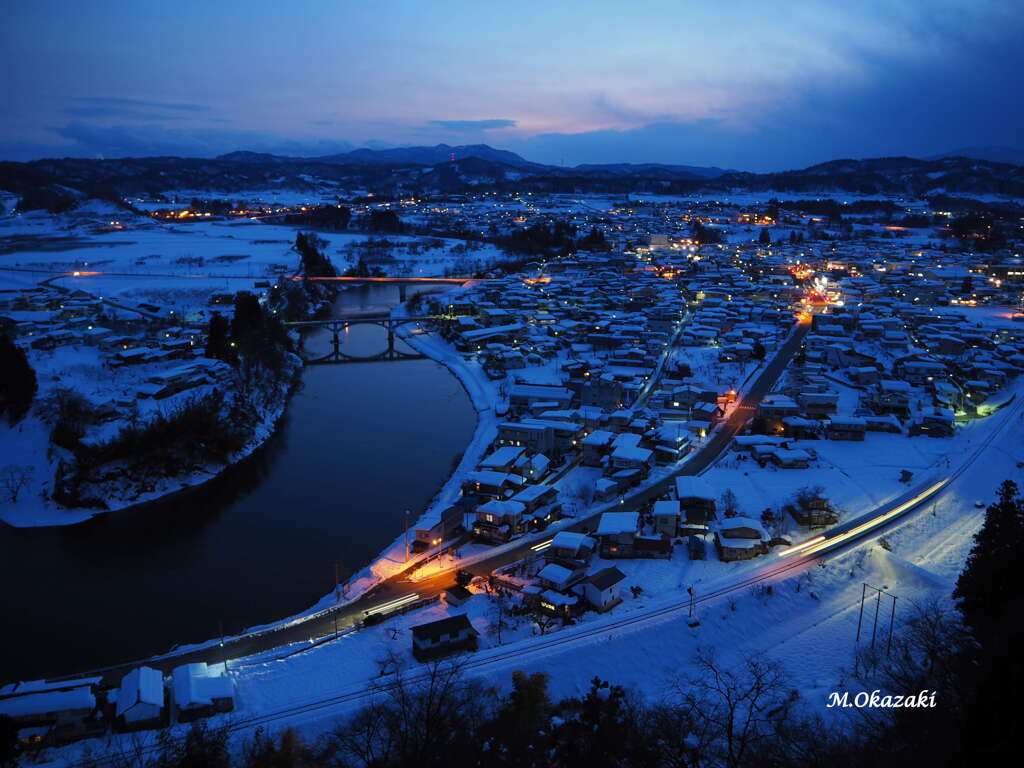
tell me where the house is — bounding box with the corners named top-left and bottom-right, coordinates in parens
top-left (547, 531), bottom-right (596, 562)
top-left (770, 448), bottom-right (812, 468)
top-left (171, 663), bottom-right (234, 722)
top-left (442, 585), bottom-right (473, 608)
top-left (473, 499), bottom-right (526, 542)
top-left (593, 511), bottom-right (639, 557)
top-left (0, 683), bottom-right (98, 743)
top-left (412, 504), bottom-right (465, 552)
top-left (715, 517), bottom-right (769, 561)
top-left (577, 567), bottom-right (627, 612)
top-left (462, 470), bottom-right (523, 501)
top-left (411, 614), bottom-right (479, 661)
top-left (509, 383), bottom-right (574, 410)
top-left (824, 417), bottom-right (867, 441)
top-left (609, 435), bottom-right (655, 474)
top-left (116, 666), bottom-right (164, 730)
top-left (478, 445), bottom-right (526, 472)
top-left (910, 407), bottom-right (956, 437)
top-left (535, 560), bottom-right (587, 592)
top-left (798, 391), bottom-right (839, 418)
top-left (581, 429), bottom-right (616, 466)
top-left (675, 476), bottom-right (717, 522)
top-left (652, 499), bottom-right (680, 537)
top-left (537, 589), bottom-right (581, 617)
top-left (509, 484), bottom-right (558, 516)
top-left (496, 421), bottom-right (555, 455)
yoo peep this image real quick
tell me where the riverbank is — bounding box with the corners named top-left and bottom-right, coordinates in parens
top-left (297, 296), bottom-right (504, 608)
top-left (0, 352), bottom-right (303, 529)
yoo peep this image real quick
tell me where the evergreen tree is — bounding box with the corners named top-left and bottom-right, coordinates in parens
top-left (954, 480), bottom-right (1024, 644)
top-left (295, 232), bottom-right (337, 278)
top-left (367, 209), bottom-right (404, 233)
top-left (231, 291), bottom-right (265, 343)
top-left (205, 311), bottom-right (231, 361)
top-left (0, 334), bottom-right (37, 425)
top-left (758, 227), bottom-right (771, 246)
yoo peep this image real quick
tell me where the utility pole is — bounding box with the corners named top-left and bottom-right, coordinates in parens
top-left (856, 583), bottom-right (898, 654)
top-left (219, 619), bottom-right (228, 673)
top-left (871, 586), bottom-right (882, 648)
top-left (855, 583), bottom-right (867, 643)
top-left (887, 594), bottom-right (898, 653)
top-left (334, 562), bottom-right (341, 637)
top-left (404, 509), bottom-right (411, 562)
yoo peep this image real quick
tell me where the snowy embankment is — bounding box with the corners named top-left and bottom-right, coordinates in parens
top-left (0, 357), bottom-right (301, 529)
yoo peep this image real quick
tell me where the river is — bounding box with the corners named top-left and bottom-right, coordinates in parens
top-left (0, 285), bottom-right (476, 683)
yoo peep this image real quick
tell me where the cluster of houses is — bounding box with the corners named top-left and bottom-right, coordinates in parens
top-left (437, 249), bottom-right (807, 547)
top-left (0, 285), bottom-right (237, 438)
top-left (0, 662), bottom-right (233, 749)
top-left (752, 300), bottom-right (1024, 444)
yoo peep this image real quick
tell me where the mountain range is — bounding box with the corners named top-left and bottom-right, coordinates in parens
top-left (1, 144), bottom-right (1023, 204)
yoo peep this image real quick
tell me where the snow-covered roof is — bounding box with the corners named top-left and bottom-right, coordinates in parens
top-left (537, 562), bottom-right (575, 585)
top-left (511, 485), bottom-right (556, 503)
top-left (586, 566), bottom-right (626, 591)
top-left (675, 476), bottom-right (715, 501)
top-left (551, 531), bottom-right (595, 552)
top-left (596, 511), bottom-right (639, 535)
top-left (0, 688), bottom-right (95, 718)
top-left (477, 499), bottom-right (526, 516)
top-left (719, 517), bottom-right (768, 538)
top-left (479, 446), bottom-right (526, 468)
top-left (116, 666), bottom-right (163, 717)
top-left (172, 663), bottom-right (232, 709)
top-left (653, 500), bottom-right (680, 517)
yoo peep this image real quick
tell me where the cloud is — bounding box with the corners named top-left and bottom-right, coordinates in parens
top-left (426, 119), bottom-right (517, 131)
top-left (34, 121), bottom-right (355, 159)
top-left (61, 97), bottom-right (212, 123)
top-left (71, 97), bottom-right (209, 112)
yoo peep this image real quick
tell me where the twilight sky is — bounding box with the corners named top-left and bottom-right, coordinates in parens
top-left (2, 0), bottom-right (1022, 171)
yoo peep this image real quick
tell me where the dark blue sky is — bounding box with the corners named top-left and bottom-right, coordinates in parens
top-left (2, 0), bottom-right (1021, 170)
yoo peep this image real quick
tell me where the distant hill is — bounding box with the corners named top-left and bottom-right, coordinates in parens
top-left (316, 143), bottom-right (541, 168)
top-left (929, 146), bottom-right (1024, 168)
top-left (3, 148), bottom-right (1024, 203)
top-left (573, 162), bottom-right (730, 179)
top-left (701, 156), bottom-right (1024, 197)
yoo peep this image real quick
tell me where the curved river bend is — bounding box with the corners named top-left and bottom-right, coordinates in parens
top-left (0, 285), bottom-right (475, 682)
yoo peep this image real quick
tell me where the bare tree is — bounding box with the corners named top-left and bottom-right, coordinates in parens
top-left (325, 656), bottom-right (492, 767)
top-left (534, 613), bottom-right (559, 636)
top-left (671, 647), bottom-right (795, 768)
top-left (0, 465), bottom-right (33, 503)
top-left (488, 590), bottom-right (512, 645)
top-left (720, 488), bottom-right (740, 518)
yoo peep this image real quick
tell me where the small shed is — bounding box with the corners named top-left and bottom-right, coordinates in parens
top-left (116, 666), bottom-right (164, 729)
top-left (172, 663), bottom-right (234, 722)
top-left (411, 614), bottom-right (479, 661)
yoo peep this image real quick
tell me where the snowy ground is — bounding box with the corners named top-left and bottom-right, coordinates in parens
top-left (1, 203), bottom-right (506, 319)
top-left (48, 393), bottom-right (1023, 764)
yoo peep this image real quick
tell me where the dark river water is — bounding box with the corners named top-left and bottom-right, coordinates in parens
top-left (0, 285), bottom-right (475, 682)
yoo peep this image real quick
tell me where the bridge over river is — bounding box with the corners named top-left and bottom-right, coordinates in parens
top-left (286, 314), bottom-right (441, 363)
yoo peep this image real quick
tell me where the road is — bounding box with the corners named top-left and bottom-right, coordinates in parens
top-left (54, 315), bottom-right (810, 686)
